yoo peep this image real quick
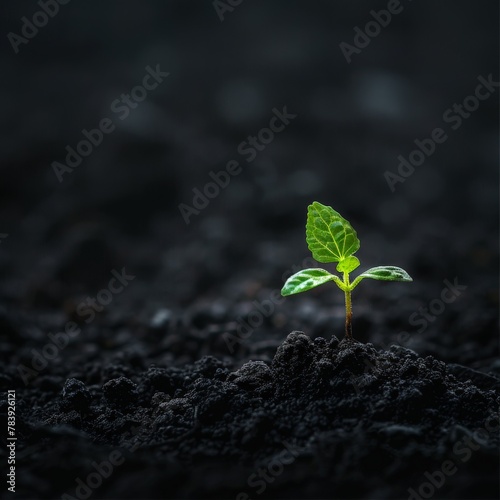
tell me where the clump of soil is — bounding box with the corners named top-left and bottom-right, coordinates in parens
top-left (6, 332), bottom-right (499, 499)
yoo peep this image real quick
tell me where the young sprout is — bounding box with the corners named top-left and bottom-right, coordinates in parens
top-left (281, 201), bottom-right (412, 340)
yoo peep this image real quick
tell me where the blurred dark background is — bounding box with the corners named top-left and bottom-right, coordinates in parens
top-left (0, 0), bottom-right (498, 367)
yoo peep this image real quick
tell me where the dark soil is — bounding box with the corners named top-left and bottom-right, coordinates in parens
top-left (1, 1), bottom-right (499, 499)
top-left (3, 332), bottom-right (499, 499)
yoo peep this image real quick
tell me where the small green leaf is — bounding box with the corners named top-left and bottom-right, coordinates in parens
top-left (336, 256), bottom-right (360, 273)
top-left (351, 266), bottom-right (412, 289)
top-left (306, 202), bottom-right (360, 263)
top-left (281, 268), bottom-right (336, 296)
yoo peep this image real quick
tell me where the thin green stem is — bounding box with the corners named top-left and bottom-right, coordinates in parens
top-left (343, 272), bottom-right (353, 340)
top-left (350, 275), bottom-right (363, 290)
top-left (331, 274), bottom-right (346, 290)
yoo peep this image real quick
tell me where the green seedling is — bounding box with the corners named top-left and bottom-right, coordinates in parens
top-left (281, 201), bottom-right (412, 340)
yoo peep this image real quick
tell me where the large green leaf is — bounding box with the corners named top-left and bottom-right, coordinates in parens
top-left (281, 268), bottom-right (340, 296)
top-left (306, 202), bottom-right (360, 263)
top-left (350, 266), bottom-right (412, 289)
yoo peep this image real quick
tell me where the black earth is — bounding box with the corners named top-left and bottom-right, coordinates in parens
top-left (1, 1), bottom-right (499, 499)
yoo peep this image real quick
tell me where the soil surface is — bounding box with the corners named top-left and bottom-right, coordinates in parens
top-left (1, 1), bottom-right (499, 499)
top-left (3, 331), bottom-right (499, 499)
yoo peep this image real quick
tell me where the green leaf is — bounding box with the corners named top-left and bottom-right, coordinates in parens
top-left (336, 256), bottom-right (360, 273)
top-left (306, 202), bottom-right (360, 263)
top-left (281, 268), bottom-right (338, 296)
top-left (351, 266), bottom-right (413, 289)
